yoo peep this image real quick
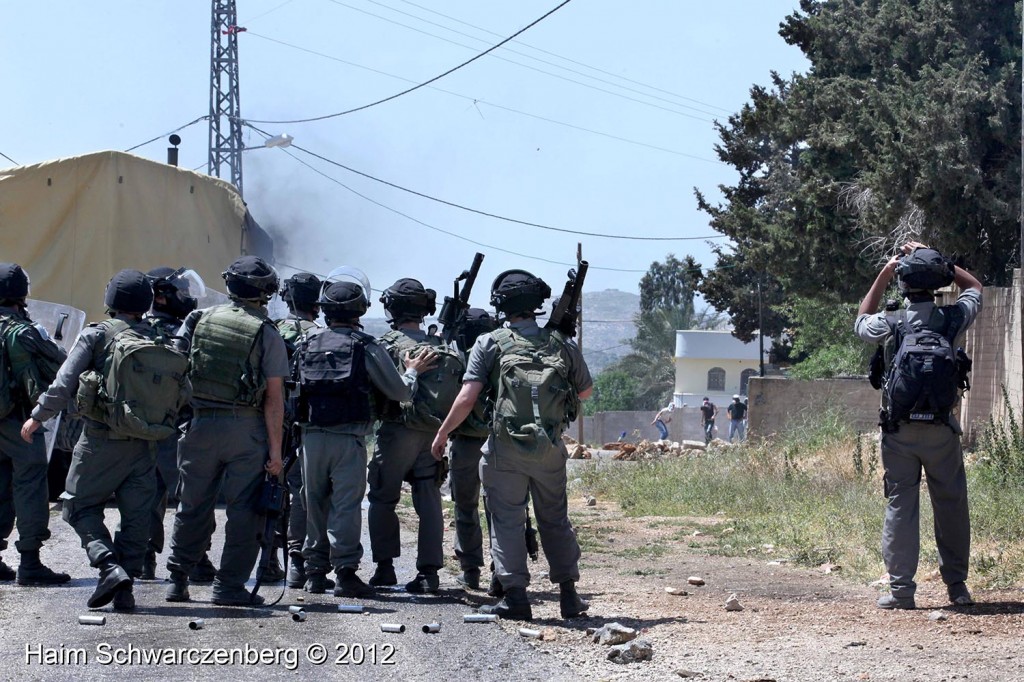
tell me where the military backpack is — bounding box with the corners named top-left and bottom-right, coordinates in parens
top-left (189, 304), bottom-right (271, 407)
top-left (297, 328), bottom-right (374, 426)
top-left (379, 330), bottom-right (464, 432)
top-left (489, 327), bottom-right (578, 455)
top-left (76, 319), bottom-right (191, 440)
top-left (0, 316), bottom-right (29, 419)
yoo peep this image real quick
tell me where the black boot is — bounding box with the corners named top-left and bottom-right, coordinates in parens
top-left (17, 550), bottom-right (71, 586)
top-left (303, 572), bottom-right (336, 594)
top-left (0, 556), bottom-right (15, 581)
top-left (456, 568), bottom-right (481, 591)
top-left (405, 570), bottom-right (439, 594)
top-left (165, 572), bottom-right (190, 602)
top-left (287, 552), bottom-right (307, 589)
top-left (334, 567), bottom-right (374, 598)
top-left (112, 582), bottom-right (136, 611)
top-left (369, 560), bottom-right (397, 587)
top-left (188, 553), bottom-right (216, 583)
top-left (479, 586), bottom-right (533, 621)
top-left (263, 553), bottom-right (286, 582)
top-left (139, 551), bottom-right (157, 581)
top-left (88, 560), bottom-right (131, 609)
top-left (559, 580), bottom-right (589, 618)
top-left (487, 571), bottom-right (504, 598)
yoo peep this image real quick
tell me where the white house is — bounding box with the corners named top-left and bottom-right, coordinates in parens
top-left (673, 330), bottom-right (770, 406)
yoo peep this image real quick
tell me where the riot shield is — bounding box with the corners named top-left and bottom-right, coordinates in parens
top-left (195, 286), bottom-right (230, 311)
top-left (24, 299), bottom-right (87, 461)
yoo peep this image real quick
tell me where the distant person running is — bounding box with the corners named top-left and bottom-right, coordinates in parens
top-left (651, 404), bottom-right (674, 440)
top-left (726, 395), bottom-right (747, 442)
top-left (700, 397), bottom-right (718, 444)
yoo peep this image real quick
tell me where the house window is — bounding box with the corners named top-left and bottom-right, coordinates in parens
top-left (740, 369), bottom-right (757, 395)
top-left (707, 367), bottom-right (725, 392)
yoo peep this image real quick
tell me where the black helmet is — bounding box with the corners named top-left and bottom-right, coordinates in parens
top-left (222, 256), bottom-right (279, 301)
top-left (320, 281), bottom-right (369, 319)
top-left (147, 266), bottom-right (199, 320)
top-left (105, 269), bottom-right (154, 314)
top-left (0, 263), bottom-right (31, 300)
top-left (896, 247), bottom-right (955, 292)
top-left (380, 278), bottom-right (436, 321)
top-left (281, 272), bottom-right (322, 311)
top-left (458, 307), bottom-right (497, 348)
top-left (490, 269), bottom-right (550, 315)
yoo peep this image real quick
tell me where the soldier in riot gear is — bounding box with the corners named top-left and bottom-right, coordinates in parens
top-left (296, 276), bottom-right (436, 597)
top-left (274, 272), bottom-right (321, 588)
top-left (165, 256), bottom-right (290, 607)
top-left (0, 263), bottom-right (70, 586)
top-left (431, 269), bottom-right (593, 621)
top-left (24, 269), bottom-right (173, 611)
top-left (369, 278), bottom-right (463, 594)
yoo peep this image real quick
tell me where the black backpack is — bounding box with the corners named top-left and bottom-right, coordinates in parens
top-left (881, 307), bottom-right (971, 427)
top-left (296, 328), bottom-right (373, 426)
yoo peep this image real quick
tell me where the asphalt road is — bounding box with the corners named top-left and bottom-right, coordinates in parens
top-left (0, 500), bottom-right (585, 681)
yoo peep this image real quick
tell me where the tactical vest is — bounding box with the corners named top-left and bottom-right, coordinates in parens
top-left (276, 317), bottom-right (318, 360)
top-left (146, 314), bottom-right (182, 338)
top-left (489, 327), bottom-right (579, 455)
top-left (297, 327), bottom-right (373, 426)
top-left (0, 316), bottom-right (31, 418)
top-left (189, 304), bottom-right (270, 407)
top-left (379, 329), bottom-right (465, 432)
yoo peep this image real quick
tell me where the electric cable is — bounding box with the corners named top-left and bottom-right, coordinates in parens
top-left (124, 116), bottom-right (209, 153)
top-left (242, 0), bottom-right (297, 24)
top-left (244, 31), bottom-right (722, 162)
top-left (325, 0), bottom-right (718, 121)
top-left (243, 0), bottom-right (576, 124)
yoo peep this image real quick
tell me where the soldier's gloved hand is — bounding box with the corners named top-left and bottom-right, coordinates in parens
top-left (404, 349), bottom-right (439, 374)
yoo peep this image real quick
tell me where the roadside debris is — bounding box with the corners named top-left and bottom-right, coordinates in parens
top-left (590, 622), bottom-right (638, 646)
top-left (607, 638), bottom-right (653, 664)
top-left (687, 576), bottom-right (706, 586)
top-left (725, 594), bottom-right (743, 611)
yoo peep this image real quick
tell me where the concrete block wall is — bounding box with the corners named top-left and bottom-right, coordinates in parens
top-left (573, 408), bottom-right (709, 446)
top-left (746, 376), bottom-right (881, 438)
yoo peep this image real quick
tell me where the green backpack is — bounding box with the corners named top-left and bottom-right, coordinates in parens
top-left (76, 319), bottom-right (191, 441)
top-left (275, 317), bottom-right (318, 360)
top-left (380, 330), bottom-right (465, 432)
top-left (490, 327), bottom-right (578, 456)
top-left (0, 317), bottom-right (27, 419)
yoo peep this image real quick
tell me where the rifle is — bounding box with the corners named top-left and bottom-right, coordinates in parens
top-left (546, 261), bottom-right (588, 337)
top-left (251, 426), bottom-right (298, 605)
top-left (438, 252), bottom-right (484, 345)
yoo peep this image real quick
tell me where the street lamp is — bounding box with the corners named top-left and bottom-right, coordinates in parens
top-left (242, 133), bottom-right (294, 151)
top-left (757, 280), bottom-right (765, 377)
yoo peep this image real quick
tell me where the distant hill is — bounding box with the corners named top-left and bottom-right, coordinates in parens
top-left (359, 289), bottom-right (639, 374)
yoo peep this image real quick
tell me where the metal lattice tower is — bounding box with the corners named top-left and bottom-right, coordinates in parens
top-left (208, 0), bottom-right (244, 195)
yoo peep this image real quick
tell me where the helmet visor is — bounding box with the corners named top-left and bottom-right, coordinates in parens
top-left (324, 266), bottom-right (372, 304)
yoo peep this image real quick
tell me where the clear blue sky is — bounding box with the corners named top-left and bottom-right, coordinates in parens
top-left (0, 0), bottom-right (807, 308)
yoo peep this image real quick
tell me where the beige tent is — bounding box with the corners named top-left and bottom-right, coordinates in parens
top-left (0, 151), bottom-right (273, 321)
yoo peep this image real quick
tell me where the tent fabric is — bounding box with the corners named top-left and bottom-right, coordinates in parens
top-left (0, 151), bottom-right (273, 321)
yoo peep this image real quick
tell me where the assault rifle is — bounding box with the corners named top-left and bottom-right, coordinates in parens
top-left (251, 426), bottom-right (298, 605)
top-left (546, 261), bottom-right (588, 337)
top-left (437, 252), bottom-right (484, 345)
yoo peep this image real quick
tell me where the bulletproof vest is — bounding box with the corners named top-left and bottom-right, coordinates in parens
top-left (379, 329), bottom-right (465, 432)
top-left (146, 314), bottom-right (181, 338)
top-left (275, 317), bottom-right (318, 360)
top-left (189, 303), bottom-right (270, 407)
top-left (76, 319), bottom-right (191, 440)
top-left (489, 327), bottom-right (578, 455)
top-left (297, 327), bottom-right (373, 426)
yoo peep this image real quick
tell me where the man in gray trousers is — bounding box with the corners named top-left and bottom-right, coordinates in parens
top-left (295, 279), bottom-right (436, 596)
top-left (165, 256), bottom-right (287, 607)
top-left (855, 241), bottom-right (982, 610)
top-left (431, 270), bottom-right (592, 621)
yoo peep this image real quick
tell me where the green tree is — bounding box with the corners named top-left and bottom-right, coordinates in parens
top-left (782, 294), bottom-right (874, 378)
top-left (583, 370), bottom-right (641, 416)
top-left (639, 254), bottom-right (702, 316)
top-left (697, 0), bottom-right (1021, 332)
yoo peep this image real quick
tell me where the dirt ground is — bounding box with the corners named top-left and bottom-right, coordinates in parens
top-left (471, 497), bottom-right (1024, 682)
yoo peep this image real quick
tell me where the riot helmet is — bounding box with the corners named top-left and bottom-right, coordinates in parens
top-left (380, 278), bottom-right (436, 323)
top-left (320, 281), bottom-right (369, 320)
top-left (895, 247), bottom-right (955, 293)
top-left (490, 269), bottom-right (551, 316)
top-left (222, 256), bottom-right (279, 302)
top-left (0, 263), bottom-right (31, 301)
top-left (458, 307), bottom-right (497, 349)
top-left (104, 269), bottom-right (154, 315)
top-left (147, 266), bottom-right (202, 320)
top-left (280, 272), bottom-right (322, 313)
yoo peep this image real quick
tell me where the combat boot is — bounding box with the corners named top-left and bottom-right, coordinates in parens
top-left (88, 560), bottom-right (132, 609)
top-left (15, 550), bottom-right (71, 586)
top-left (189, 553), bottom-right (217, 583)
top-left (487, 572), bottom-right (504, 598)
top-left (369, 560), bottom-right (397, 587)
top-left (139, 551), bottom-right (157, 581)
top-left (165, 572), bottom-right (191, 602)
top-left (263, 553), bottom-right (286, 582)
top-left (0, 557), bottom-right (15, 581)
top-left (559, 580), bottom-right (589, 618)
top-left (303, 572), bottom-right (336, 594)
top-left (286, 552), bottom-right (306, 589)
top-left (478, 586), bottom-right (532, 621)
top-left (112, 583), bottom-right (136, 611)
top-left (405, 570), bottom-right (440, 594)
top-left (456, 568), bottom-right (481, 591)
top-left (334, 567), bottom-right (374, 598)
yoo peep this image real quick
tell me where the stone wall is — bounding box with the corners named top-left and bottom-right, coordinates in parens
top-left (745, 376), bottom-right (881, 438)
top-left (574, 408), bottom-right (709, 446)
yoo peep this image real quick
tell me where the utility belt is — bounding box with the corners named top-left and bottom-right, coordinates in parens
top-left (878, 408), bottom-right (952, 434)
top-left (192, 405), bottom-right (262, 418)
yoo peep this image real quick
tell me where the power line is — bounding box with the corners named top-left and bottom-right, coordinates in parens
top-left (271, 134), bottom-right (725, 242)
top-left (124, 115), bottom-right (209, 153)
top-left (0, 151), bottom-right (18, 166)
top-left (264, 139), bottom-right (648, 273)
top-left (243, 0), bottom-right (576, 124)
top-left (241, 0), bottom-right (297, 24)
top-left (325, 0), bottom-right (718, 121)
top-left (390, 0), bottom-right (734, 115)
top-left (244, 31), bottom-right (723, 163)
